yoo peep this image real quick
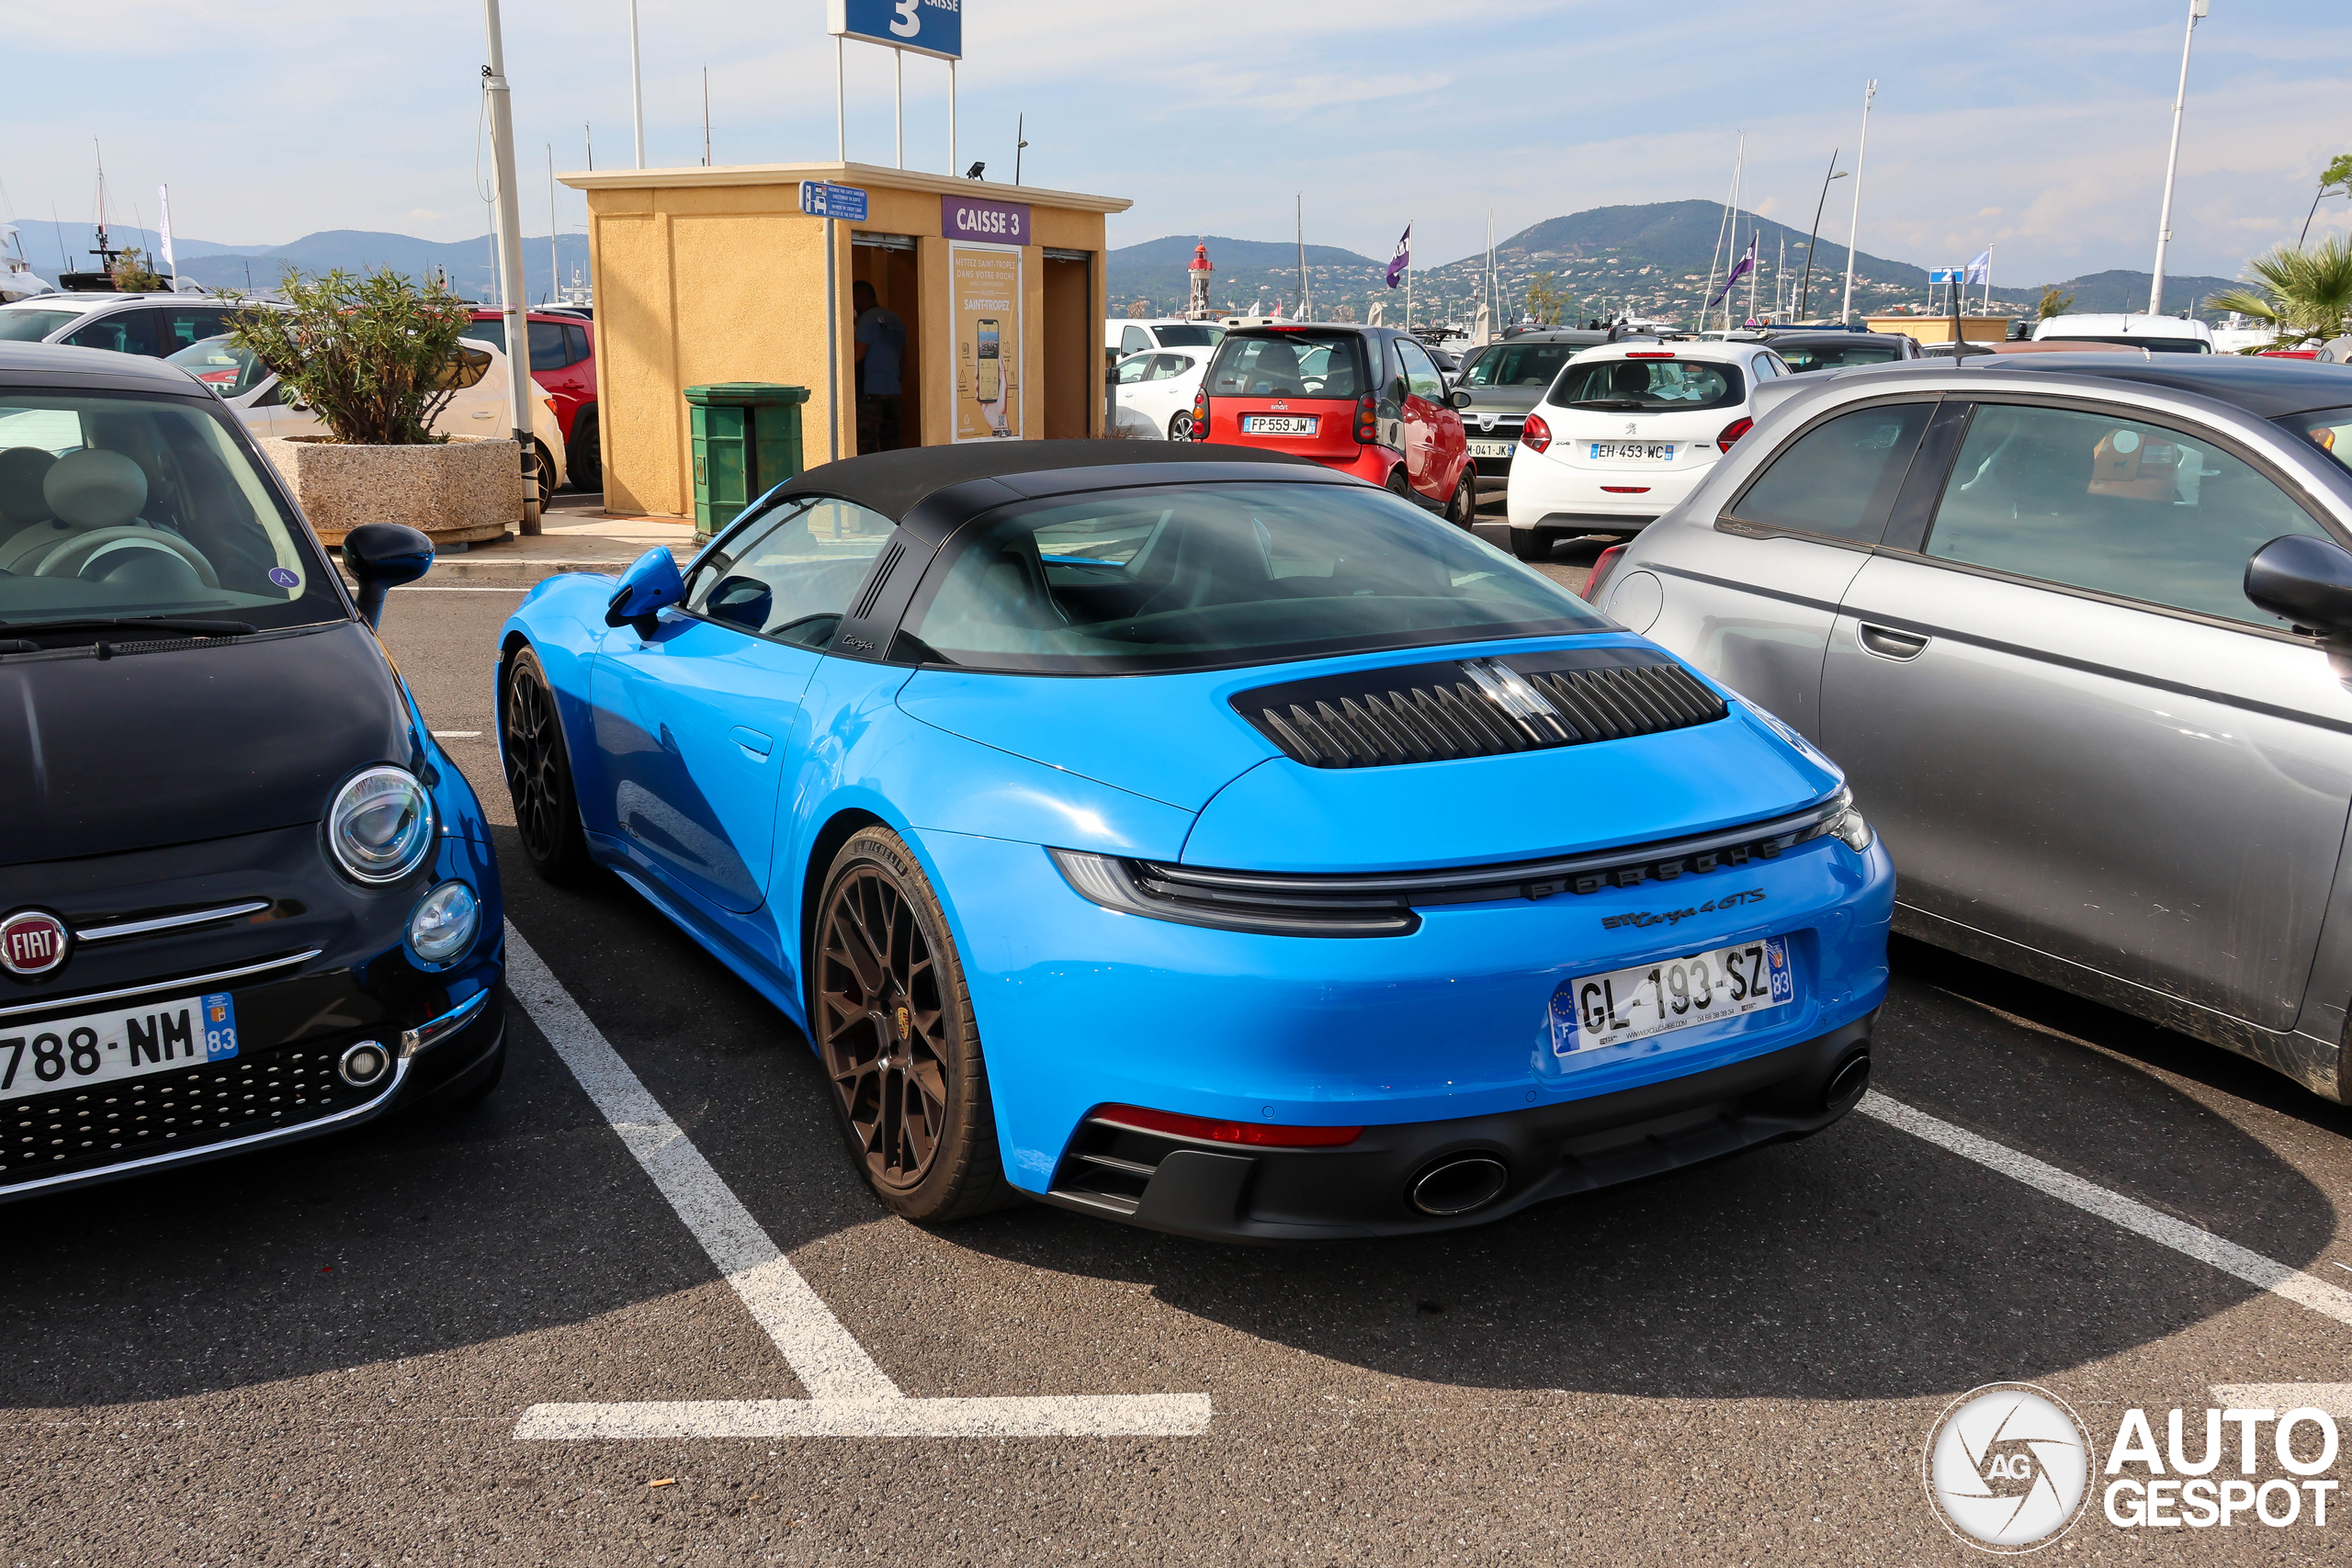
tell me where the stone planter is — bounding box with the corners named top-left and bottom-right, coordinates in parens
top-left (256, 434), bottom-right (524, 547)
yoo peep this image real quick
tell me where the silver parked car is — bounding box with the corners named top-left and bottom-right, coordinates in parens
top-left (1591, 355), bottom-right (2352, 1102)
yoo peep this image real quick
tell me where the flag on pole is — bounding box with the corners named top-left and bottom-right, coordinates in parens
top-left (1964, 248), bottom-right (1992, 286)
top-left (1707, 236), bottom-right (1756, 308)
top-left (1385, 224), bottom-right (1411, 289)
top-left (157, 185), bottom-right (178, 283)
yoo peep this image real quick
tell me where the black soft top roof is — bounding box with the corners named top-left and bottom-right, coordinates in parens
top-left (771, 439), bottom-right (1318, 523)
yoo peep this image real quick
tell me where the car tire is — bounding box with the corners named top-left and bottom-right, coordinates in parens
top-left (1385, 468), bottom-right (1413, 501)
top-left (810, 827), bottom-right (1019, 1224)
top-left (1167, 409), bottom-right (1193, 442)
top-left (569, 407), bottom-right (602, 492)
top-left (502, 646), bottom-right (597, 885)
top-left (1507, 529), bottom-right (1553, 562)
top-left (529, 440), bottom-right (556, 513)
top-left (1444, 468), bottom-right (1476, 529)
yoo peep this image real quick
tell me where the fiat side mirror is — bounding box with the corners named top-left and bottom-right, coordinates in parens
top-left (2246, 534), bottom-right (2352, 643)
top-left (1448, 388), bottom-right (1474, 410)
top-left (343, 523), bottom-right (434, 629)
top-left (605, 547), bottom-right (685, 636)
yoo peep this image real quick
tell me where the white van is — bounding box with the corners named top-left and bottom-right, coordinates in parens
top-left (2031, 313), bottom-right (2213, 354)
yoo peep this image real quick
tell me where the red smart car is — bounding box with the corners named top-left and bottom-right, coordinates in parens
top-left (1191, 323), bottom-right (1475, 525)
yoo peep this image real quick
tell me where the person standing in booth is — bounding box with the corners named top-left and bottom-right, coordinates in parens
top-left (853, 280), bottom-right (906, 453)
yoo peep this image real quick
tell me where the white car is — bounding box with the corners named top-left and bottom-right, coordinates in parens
top-left (1108, 346), bottom-right (1210, 441)
top-left (1503, 337), bottom-right (1787, 559)
top-left (2031, 312), bottom-right (2213, 355)
top-left (166, 333), bottom-right (567, 506)
top-left (1105, 317), bottom-right (1224, 365)
top-left (0, 290), bottom-right (254, 359)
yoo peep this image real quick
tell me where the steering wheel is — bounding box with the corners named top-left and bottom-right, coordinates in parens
top-left (33, 526), bottom-right (221, 589)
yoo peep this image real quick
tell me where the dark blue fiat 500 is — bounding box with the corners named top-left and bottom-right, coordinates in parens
top-left (0, 343), bottom-right (503, 1200)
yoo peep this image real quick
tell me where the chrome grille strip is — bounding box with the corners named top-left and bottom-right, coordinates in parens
top-left (0, 950), bottom-right (324, 1023)
top-left (75, 900), bottom-right (274, 943)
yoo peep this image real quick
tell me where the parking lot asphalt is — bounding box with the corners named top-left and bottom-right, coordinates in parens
top-left (6, 581), bottom-right (2351, 1566)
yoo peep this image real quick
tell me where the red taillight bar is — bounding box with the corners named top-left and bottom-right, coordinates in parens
top-left (1092, 1103), bottom-right (1363, 1147)
top-left (1354, 391), bottom-right (1377, 445)
top-left (1715, 416), bottom-right (1755, 453)
top-left (1625, 351), bottom-right (1675, 359)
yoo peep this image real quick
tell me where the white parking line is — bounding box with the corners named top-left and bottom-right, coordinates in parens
top-left (500, 922), bottom-right (1213, 1441)
top-left (2211, 1385), bottom-right (2352, 1417)
top-left (1860, 1092), bottom-right (2352, 1330)
top-left (430, 730), bottom-right (482, 739)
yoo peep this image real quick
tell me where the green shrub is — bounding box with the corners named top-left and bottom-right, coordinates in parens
top-left (224, 267), bottom-right (476, 446)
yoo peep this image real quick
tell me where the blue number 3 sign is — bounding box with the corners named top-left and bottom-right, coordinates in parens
top-left (830, 0), bottom-right (963, 61)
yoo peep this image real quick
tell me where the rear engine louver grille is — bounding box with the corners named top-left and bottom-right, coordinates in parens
top-left (1235, 649), bottom-right (1726, 768)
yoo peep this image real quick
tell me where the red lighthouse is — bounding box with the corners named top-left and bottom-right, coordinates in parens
top-left (1186, 243), bottom-right (1215, 321)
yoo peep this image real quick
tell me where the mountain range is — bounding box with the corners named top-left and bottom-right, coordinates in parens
top-left (9, 204), bottom-right (2242, 324)
top-left (1110, 202), bottom-right (2240, 324)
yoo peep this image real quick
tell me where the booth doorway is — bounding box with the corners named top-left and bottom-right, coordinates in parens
top-left (851, 233), bottom-right (921, 452)
top-left (1042, 250), bottom-right (1092, 440)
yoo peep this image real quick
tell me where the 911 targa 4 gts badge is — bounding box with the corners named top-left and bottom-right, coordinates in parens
top-left (0, 910), bottom-right (70, 979)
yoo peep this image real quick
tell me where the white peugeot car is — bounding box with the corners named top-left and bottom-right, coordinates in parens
top-left (1108, 346), bottom-right (1211, 440)
top-left (1503, 337), bottom-right (1787, 560)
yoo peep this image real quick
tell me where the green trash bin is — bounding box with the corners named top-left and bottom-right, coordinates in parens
top-left (684, 382), bottom-right (809, 538)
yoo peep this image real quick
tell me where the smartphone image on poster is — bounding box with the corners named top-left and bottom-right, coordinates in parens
top-left (976, 319), bottom-right (1001, 402)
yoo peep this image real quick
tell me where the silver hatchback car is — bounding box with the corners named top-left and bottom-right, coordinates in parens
top-left (1594, 355), bottom-right (2352, 1103)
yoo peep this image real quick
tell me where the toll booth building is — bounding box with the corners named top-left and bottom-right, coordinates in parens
top-left (560, 160), bottom-right (1130, 517)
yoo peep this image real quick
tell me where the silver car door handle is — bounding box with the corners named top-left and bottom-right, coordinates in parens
top-left (1857, 623), bottom-right (1929, 660)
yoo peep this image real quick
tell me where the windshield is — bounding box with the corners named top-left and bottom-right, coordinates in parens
top-left (1553, 356), bottom-right (1744, 412)
top-left (1205, 333), bottom-right (1364, 399)
top-left (1778, 341), bottom-right (1901, 373)
top-left (896, 480), bottom-right (1607, 675)
top-left (0, 309), bottom-right (79, 343)
top-left (1461, 342), bottom-right (1582, 389)
top-left (2284, 406), bottom-right (2352, 477)
top-left (1152, 324), bottom-right (1223, 348)
top-left (164, 334), bottom-right (271, 397)
top-left (0, 389), bottom-right (340, 630)
top-left (2038, 333), bottom-right (2211, 354)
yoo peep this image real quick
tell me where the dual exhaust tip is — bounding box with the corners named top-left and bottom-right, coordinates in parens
top-left (1404, 1048), bottom-right (1872, 1219)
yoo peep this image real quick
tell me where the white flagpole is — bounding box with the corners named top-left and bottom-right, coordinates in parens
top-left (1840, 80), bottom-right (1876, 325)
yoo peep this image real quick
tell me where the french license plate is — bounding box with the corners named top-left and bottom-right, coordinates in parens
top-left (1, 992), bottom-right (239, 1103)
top-left (1549, 937), bottom-right (1791, 1055)
top-left (1466, 440), bottom-right (1516, 458)
top-left (1241, 414), bottom-right (1318, 435)
top-left (1588, 441), bottom-right (1675, 461)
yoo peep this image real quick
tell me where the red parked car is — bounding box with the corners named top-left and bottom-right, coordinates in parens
top-left (460, 310), bottom-right (601, 491)
top-left (1191, 324), bottom-right (1476, 525)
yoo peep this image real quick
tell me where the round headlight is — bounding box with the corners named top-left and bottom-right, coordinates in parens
top-left (407, 880), bottom-right (480, 964)
top-left (327, 766), bottom-right (435, 884)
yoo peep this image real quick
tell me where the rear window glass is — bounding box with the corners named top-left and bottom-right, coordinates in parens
top-left (1461, 343), bottom-right (1582, 389)
top-left (1206, 333), bottom-right (1364, 400)
top-left (164, 334), bottom-right (270, 397)
top-left (1778, 341), bottom-right (1902, 373)
top-left (897, 480), bottom-right (1604, 674)
top-left (2279, 406), bottom-right (2352, 478)
top-left (2035, 333), bottom-right (2211, 354)
top-left (0, 310), bottom-right (78, 343)
top-left (1152, 324), bottom-right (1223, 348)
top-left (1553, 356), bottom-right (1744, 412)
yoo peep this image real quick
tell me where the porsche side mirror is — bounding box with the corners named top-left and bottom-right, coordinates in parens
top-left (605, 547), bottom-right (685, 635)
top-left (343, 523), bottom-right (434, 629)
top-left (1448, 388), bottom-right (1474, 410)
top-left (2245, 534), bottom-right (2352, 643)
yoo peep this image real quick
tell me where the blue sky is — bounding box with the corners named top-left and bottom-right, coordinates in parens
top-left (6, 0), bottom-right (2347, 285)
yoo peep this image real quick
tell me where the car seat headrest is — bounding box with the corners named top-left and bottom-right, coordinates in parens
top-left (44, 448), bottom-right (148, 530)
top-left (0, 446), bottom-right (59, 525)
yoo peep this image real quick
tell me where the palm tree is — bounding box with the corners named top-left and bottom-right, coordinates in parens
top-left (2210, 235), bottom-right (2352, 346)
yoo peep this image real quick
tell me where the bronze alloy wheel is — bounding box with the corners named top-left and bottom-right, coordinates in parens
top-left (502, 647), bottom-right (593, 882)
top-left (1446, 468), bottom-right (1477, 528)
top-left (812, 828), bottom-right (1015, 1221)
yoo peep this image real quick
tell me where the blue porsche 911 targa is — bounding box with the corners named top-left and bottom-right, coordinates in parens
top-left (497, 442), bottom-right (1892, 1241)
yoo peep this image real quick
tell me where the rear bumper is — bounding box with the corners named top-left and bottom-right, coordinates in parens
top-left (1040, 1015), bottom-right (1875, 1242)
top-left (1506, 451), bottom-right (1711, 531)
